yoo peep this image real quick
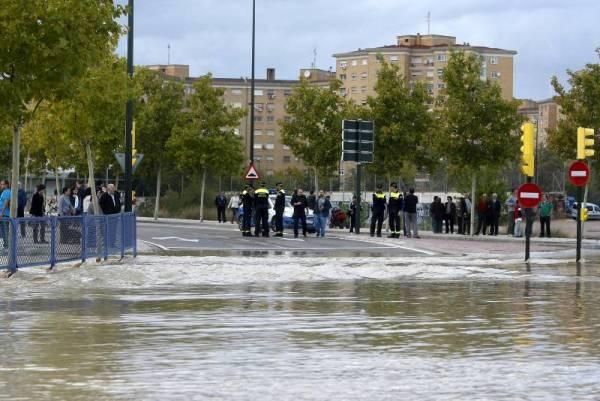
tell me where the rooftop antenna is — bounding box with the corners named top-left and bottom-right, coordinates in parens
top-left (427, 11), bottom-right (431, 35)
top-left (168, 43), bottom-right (171, 65)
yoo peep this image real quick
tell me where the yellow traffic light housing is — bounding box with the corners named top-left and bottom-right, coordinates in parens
top-left (520, 122), bottom-right (535, 177)
top-left (581, 207), bottom-right (589, 222)
top-left (577, 127), bottom-right (595, 160)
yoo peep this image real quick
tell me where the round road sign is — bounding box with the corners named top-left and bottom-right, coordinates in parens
top-left (517, 183), bottom-right (543, 209)
top-left (568, 160), bottom-right (590, 187)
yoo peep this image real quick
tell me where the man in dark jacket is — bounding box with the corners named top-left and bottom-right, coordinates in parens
top-left (489, 193), bottom-right (502, 236)
top-left (404, 188), bottom-right (419, 238)
top-left (307, 190), bottom-right (316, 212)
top-left (30, 184), bottom-right (47, 243)
top-left (370, 184), bottom-right (386, 237)
top-left (348, 196), bottom-right (359, 233)
top-left (99, 184), bottom-right (121, 215)
top-left (291, 188), bottom-right (308, 238)
top-left (444, 196), bottom-right (457, 234)
top-left (274, 183), bottom-right (286, 237)
top-left (387, 183), bottom-right (402, 238)
top-left (241, 185), bottom-right (254, 237)
top-left (475, 194), bottom-right (488, 235)
top-left (215, 192), bottom-right (227, 223)
top-left (254, 182), bottom-right (270, 237)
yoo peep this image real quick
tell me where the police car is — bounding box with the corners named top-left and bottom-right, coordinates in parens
top-left (237, 194), bottom-right (315, 232)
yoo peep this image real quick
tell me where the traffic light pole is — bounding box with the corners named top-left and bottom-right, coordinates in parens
top-left (524, 176), bottom-right (532, 262)
top-left (124, 0), bottom-right (134, 213)
top-left (355, 122), bottom-right (362, 234)
top-left (576, 185), bottom-right (583, 262)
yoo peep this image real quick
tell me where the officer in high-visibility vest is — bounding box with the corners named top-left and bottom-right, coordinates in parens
top-left (370, 184), bottom-right (386, 237)
top-left (254, 182), bottom-right (270, 237)
top-left (241, 185), bottom-right (254, 237)
top-left (274, 182), bottom-right (286, 237)
top-left (387, 183), bottom-right (402, 238)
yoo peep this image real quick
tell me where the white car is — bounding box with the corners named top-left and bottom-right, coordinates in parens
top-left (569, 202), bottom-right (600, 220)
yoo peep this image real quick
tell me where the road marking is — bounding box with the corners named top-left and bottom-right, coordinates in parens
top-left (141, 240), bottom-right (169, 251)
top-left (152, 236), bottom-right (200, 243)
top-left (333, 236), bottom-right (437, 255)
top-left (279, 238), bottom-right (305, 242)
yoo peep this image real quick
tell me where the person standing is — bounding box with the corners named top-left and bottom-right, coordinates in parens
top-left (228, 193), bottom-right (240, 224)
top-left (253, 182), bottom-right (270, 237)
top-left (404, 188), bottom-right (420, 238)
top-left (99, 184), bottom-right (121, 215)
top-left (387, 183), bottom-right (402, 238)
top-left (241, 185), bottom-right (254, 237)
top-left (291, 188), bottom-right (308, 238)
top-left (274, 183), bottom-right (286, 237)
top-left (348, 196), bottom-right (358, 234)
top-left (58, 187), bottom-right (76, 244)
top-left (431, 196), bottom-right (444, 233)
top-left (370, 184), bottom-right (386, 237)
top-left (444, 196), bottom-right (456, 234)
top-left (490, 193), bottom-right (501, 236)
top-left (70, 186), bottom-right (83, 216)
top-left (315, 190), bottom-right (332, 238)
top-left (307, 190), bottom-right (316, 212)
top-left (30, 184), bottom-right (47, 244)
top-left (463, 194), bottom-right (472, 235)
top-left (456, 196), bottom-right (465, 235)
top-left (17, 184), bottom-right (27, 238)
top-left (539, 194), bottom-right (553, 238)
top-left (215, 192), bottom-right (227, 223)
top-left (0, 180), bottom-right (11, 250)
top-left (475, 193), bottom-right (488, 235)
top-left (505, 189), bottom-right (517, 236)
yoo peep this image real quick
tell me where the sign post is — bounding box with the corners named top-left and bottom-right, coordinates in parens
top-left (342, 120), bottom-right (374, 234)
top-left (569, 160), bottom-right (590, 262)
top-left (517, 182), bottom-right (543, 262)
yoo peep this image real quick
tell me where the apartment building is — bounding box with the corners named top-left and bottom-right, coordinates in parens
top-left (518, 98), bottom-right (562, 146)
top-left (333, 33), bottom-right (516, 104)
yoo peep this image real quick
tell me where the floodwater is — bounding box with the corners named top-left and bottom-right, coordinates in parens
top-left (1, 255), bottom-right (600, 401)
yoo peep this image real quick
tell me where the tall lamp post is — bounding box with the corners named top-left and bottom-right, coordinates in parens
top-left (249, 0), bottom-right (256, 165)
top-left (124, 0), bottom-right (134, 212)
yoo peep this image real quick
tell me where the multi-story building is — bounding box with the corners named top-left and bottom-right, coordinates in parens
top-left (517, 98), bottom-right (562, 146)
top-left (147, 65), bottom-right (334, 175)
top-left (333, 33), bottom-right (516, 104)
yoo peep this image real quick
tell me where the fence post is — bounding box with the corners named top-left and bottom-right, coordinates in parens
top-left (103, 215), bottom-right (109, 261)
top-left (9, 218), bottom-right (17, 274)
top-left (50, 217), bottom-right (56, 269)
top-left (81, 215), bottom-right (87, 263)
top-left (133, 213), bottom-right (137, 258)
top-left (120, 213), bottom-right (125, 259)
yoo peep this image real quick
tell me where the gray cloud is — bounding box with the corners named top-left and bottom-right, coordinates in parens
top-left (118, 0), bottom-right (600, 99)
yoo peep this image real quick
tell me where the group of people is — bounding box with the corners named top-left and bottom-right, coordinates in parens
top-left (365, 184), bottom-right (421, 238)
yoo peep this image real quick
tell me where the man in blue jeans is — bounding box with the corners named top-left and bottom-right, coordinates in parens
top-left (0, 180), bottom-right (12, 250)
top-left (314, 190), bottom-right (332, 238)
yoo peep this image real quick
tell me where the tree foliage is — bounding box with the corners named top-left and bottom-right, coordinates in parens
top-left (436, 51), bottom-right (522, 173)
top-left (367, 56), bottom-right (437, 175)
top-left (281, 80), bottom-right (349, 179)
top-left (548, 49), bottom-right (600, 161)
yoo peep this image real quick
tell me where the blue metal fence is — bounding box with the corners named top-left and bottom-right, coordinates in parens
top-left (0, 213), bottom-right (136, 273)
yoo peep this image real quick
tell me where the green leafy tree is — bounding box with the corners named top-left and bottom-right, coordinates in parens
top-left (436, 51), bottom-right (522, 233)
top-left (135, 68), bottom-right (185, 220)
top-left (167, 75), bottom-right (245, 220)
top-left (548, 49), bottom-right (600, 161)
top-left (281, 80), bottom-right (350, 191)
top-left (0, 0), bottom-right (123, 217)
top-left (367, 56), bottom-right (437, 180)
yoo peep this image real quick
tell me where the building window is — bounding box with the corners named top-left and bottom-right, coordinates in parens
top-left (266, 156), bottom-right (274, 161)
top-left (491, 71), bottom-right (501, 79)
top-left (361, 99), bottom-right (367, 105)
top-left (339, 73), bottom-right (347, 80)
top-left (425, 58), bottom-right (434, 66)
top-left (361, 86), bottom-right (367, 93)
top-left (231, 89), bottom-right (242, 95)
top-left (426, 71), bottom-right (434, 78)
top-left (253, 144), bottom-right (262, 150)
top-left (437, 83), bottom-right (445, 89)
top-left (351, 87), bottom-right (358, 94)
top-left (351, 60), bottom-right (358, 66)
top-left (283, 145), bottom-right (290, 150)
top-left (255, 157), bottom-right (262, 161)
top-left (234, 128), bottom-right (240, 135)
top-left (255, 129), bottom-right (263, 136)
top-left (254, 89), bottom-right (263, 96)
top-left (340, 61), bottom-right (347, 69)
top-left (254, 116), bottom-right (262, 122)
top-left (265, 143), bottom-right (274, 150)
top-left (283, 156), bottom-right (291, 163)
top-left (266, 116), bottom-right (275, 123)
top-left (254, 103), bottom-right (264, 112)
top-left (436, 54), bottom-right (447, 62)
top-left (339, 88), bottom-right (347, 96)
top-left (267, 90), bottom-right (276, 99)
top-left (362, 59), bottom-right (368, 66)
top-left (284, 89), bottom-right (292, 97)
top-left (266, 129), bottom-right (275, 136)
top-left (411, 57), bottom-right (422, 65)
top-left (426, 84), bottom-right (434, 94)
top-left (266, 103), bottom-right (275, 112)
top-left (232, 102), bottom-right (242, 108)
top-left (390, 55), bottom-right (399, 62)
top-left (361, 72), bottom-right (368, 80)
top-left (351, 73), bottom-right (357, 80)
top-left (437, 69), bottom-right (444, 77)
top-left (490, 56), bottom-right (498, 65)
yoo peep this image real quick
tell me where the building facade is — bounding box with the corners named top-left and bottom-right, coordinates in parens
top-left (517, 98), bottom-right (562, 146)
top-left (333, 34), bottom-right (516, 104)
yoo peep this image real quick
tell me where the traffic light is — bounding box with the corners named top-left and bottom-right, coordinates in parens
top-left (577, 127), bottom-right (595, 160)
top-left (520, 122), bottom-right (535, 177)
top-left (581, 207), bottom-right (589, 222)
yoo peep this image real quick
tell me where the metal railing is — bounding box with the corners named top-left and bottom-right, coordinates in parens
top-left (0, 213), bottom-right (137, 273)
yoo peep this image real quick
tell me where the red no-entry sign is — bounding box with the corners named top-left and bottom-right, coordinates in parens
top-left (569, 161), bottom-right (590, 187)
top-left (518, 183), bottom-right (543, 208)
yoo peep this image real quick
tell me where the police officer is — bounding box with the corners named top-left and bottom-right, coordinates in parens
top-left (387, 183), bottom-right (402, 238)
top-left (254, 182), bottom-right (270, 237)
top-left (370, 184), bottom-right (386, 237)
top-left (274, 182), bottom-right (286, 237)
top-left (241, 185), bottom-right (254, 237)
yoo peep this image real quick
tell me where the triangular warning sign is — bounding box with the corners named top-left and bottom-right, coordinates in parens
top-left (245, 164), bottom-right (260, 180)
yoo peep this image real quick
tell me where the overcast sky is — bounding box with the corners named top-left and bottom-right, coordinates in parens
top-left (117, 0), bottom-right (600, 100)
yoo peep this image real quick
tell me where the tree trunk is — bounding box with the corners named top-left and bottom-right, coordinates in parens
top-left (199, 168), bottom-right (206, 221)
top-left (86, 143), bottom-right (100, 215)
top-left (470, 173), bottom-right (476, 237)
top-left (153, 163), bottom-right (162, 221)
top-left (24, 152), bottom-right (30, 196)
top-left (9, 121), bottom-right (21, 218)
top-left (54, 169), bottom-right (60, 203)
top-left (313, 167), bottom-right (319, 192)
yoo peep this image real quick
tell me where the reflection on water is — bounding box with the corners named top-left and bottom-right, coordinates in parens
top-left (1, 258), bottom-right (600, 400)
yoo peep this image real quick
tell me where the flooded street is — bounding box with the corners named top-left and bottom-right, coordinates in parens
top-left (1, 255), bottom-right (600, 400)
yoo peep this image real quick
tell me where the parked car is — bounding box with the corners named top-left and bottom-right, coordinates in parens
top-left (237, 195), bottom-right (316, 232)
top-left (569, 202), bottom-right (600, 220)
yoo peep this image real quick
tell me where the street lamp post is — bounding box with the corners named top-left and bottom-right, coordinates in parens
top-left (124, 0), bottom-right (134, 212)
top-left (249, 0), bottom-right (256, 165)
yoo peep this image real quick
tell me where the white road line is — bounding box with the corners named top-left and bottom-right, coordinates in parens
top-left (140, 240), bottom-right (169, 251)
top-left (333, 236), bottom-right (437, 255)
top-left (152, 236), bottom-right (200, 243)
top-left (164, 246), bottom-right (407, 251)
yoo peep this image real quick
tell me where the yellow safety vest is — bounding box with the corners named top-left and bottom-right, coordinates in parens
top-left (390, 191), bottom-right (400, 199)
top-left (375, 192), bottom-right (385, 199)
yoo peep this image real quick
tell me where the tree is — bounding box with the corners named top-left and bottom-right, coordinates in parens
top-left (281, 80), bottom-right (349, 190)
top-left (548, 49), bottom-right (600, 161)
top-left (0, 0), bottom-right (123, 217)
top-left (436, 51), bottom-right (522, 234)
top-left (135, 69), bottom-right (185, 220)
top-left (367, 56), bottom-right (437, 180)
top-left (167, 75), bottom-right (245, 220)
